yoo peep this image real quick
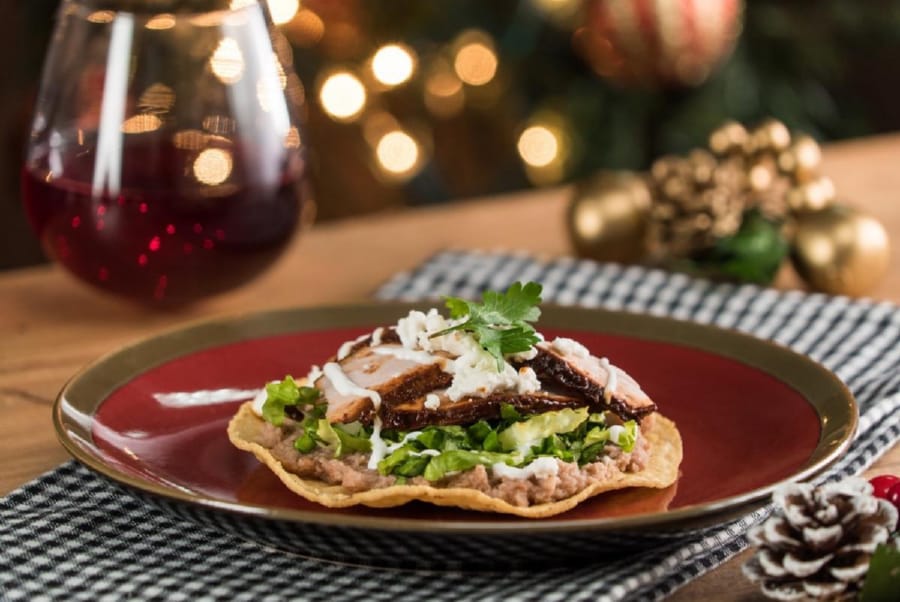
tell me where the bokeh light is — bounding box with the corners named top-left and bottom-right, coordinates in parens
top-left (87, 11), bottom-right (115, 24)
top-left (518, 126), bottom-right (559, 167)
top-left (121, 114), bottom-right (162, 134)
top-left (284, 9), bottom-right (325, 47)
top-left (193, 149), bottom-right (233, 185)
top-left (173, 130), bottom-right (209, 150)
top-left (138, 83), bottom-right (176, 114)
top-left (267, 0), bottom-right (300, 25)
top-left (319, 71), bottom-right (367, 121)
top-left (145, 13), bottom-right (176, 30)
top-left (424, 60), bottom-right (465, 118)
top-left (372, 44), bottom-right (416, 87)
top-left (376, 130), bottom-right (421, 177)
top-left (284, 126), bottom-right (302, 148)
top-left (210, 38), bottom-right (245, 84)
top-left (454, 32), bottom-right (498, 86)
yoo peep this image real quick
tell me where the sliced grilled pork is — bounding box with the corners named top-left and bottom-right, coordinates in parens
top-left (517, 340), bottom-right (657, 422)
top-left (320, 342), bottom-right (452, 424)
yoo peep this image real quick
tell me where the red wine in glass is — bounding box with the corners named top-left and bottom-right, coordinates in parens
top-left (22, 137), bottom-right (305, 305)
top-left (23, 1), bottom-right (309, 305)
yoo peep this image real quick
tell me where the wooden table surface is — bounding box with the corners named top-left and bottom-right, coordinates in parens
top-left (2, 134), bottom-right (899, 600)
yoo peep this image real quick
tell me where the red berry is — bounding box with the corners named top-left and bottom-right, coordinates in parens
top-left (870, 475), bottom-right (900, 499)
top-left (888, 482), bottom-right (900, 510)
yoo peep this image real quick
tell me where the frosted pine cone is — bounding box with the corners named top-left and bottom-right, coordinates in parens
top-left (743, 478), bottom-right (898, 600)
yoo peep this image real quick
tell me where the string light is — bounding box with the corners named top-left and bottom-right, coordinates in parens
top-left (138, 83), bottom-right (176, 114)
top-left (121, 114), bottom-right (162, 134)
top-left (145, 13), bottom-right (176, 30)
top-left (267, 0), bottom-right (299, 25)
top-left (193, 149), bottom-right (233, 185)
top-left (376, 130), bottom-right (421, 178)
top-left (285, 9), bottom-right (325, 47)
top-left (210, 38), bottom-right (245, 84)
top-left (518, 126), bottom-right (559, 168)
top-left (517, 114), bottom-right (572, 185)
top-left (87, 11), bottom-right (115, 24)
top-left (453, 31), bottom-right (498, 86)
top-left (319, 71), bottom-right (366, 122)
top-left (371, 44), bottom-right (416, 87)
top-left (424, 60), bottom-right (465, 117)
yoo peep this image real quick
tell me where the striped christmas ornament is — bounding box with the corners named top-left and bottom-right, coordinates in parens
top-left (576, 0), bottom-right (743, 87)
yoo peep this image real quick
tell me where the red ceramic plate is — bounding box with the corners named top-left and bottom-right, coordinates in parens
top-left (53, 304), bottom-right (857, 565)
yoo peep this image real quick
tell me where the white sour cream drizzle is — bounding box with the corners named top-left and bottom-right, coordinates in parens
top-left (371, 346), bottom-right (444, 366)
top-left (371, 327), bottom-right (385, 346)
top-left (491, 457), bottom-right (560, 480)
top-left (323, 362), bottom-right (381, 408)
top-left (337, 334), bottom-right (370, 361)
top-left (599, 357), bottom-right (617, 400)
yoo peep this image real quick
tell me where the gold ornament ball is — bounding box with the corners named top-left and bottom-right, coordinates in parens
top-left (749, 119), bottom-right (792, 154)
top-left (791, 205), bottom-right (890, 296)
top-left (568, 171), bottom-right (651, 263)
top-left (709, 120), bottom-right (748, 156)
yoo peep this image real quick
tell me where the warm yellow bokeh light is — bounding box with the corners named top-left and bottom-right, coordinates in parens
top-left (193, 149), bottom-right (233, 185)
top-left (268, 0), bottom-right (300, 25)
top-left (319, 72), bottom-right (367, 121)
top-left (210, 38), bottom-right (245, 84)
top-left (145, 13), bottom-right (176, 30)
top-left (121, 114), bottom-right (163, 134)
top-left (87, 10), bottom-right (115, 24)
top-left (229, 0), bottom-right (257, 8)
top-left (288, 9), bottom-right (325, 46)
top-left (138, 83), bottom-right (176, 113)
top-left (172, 130), bottom-right (209, 150)
top-left (372, 44), bottom-right (416, 86)
top-left (285, 126), bottom-right (302, 148)
top-left (376, 131), bottom-right (420, 175)
top-left (518, 126), bottom-right (559, 167)
top-left (454, 41), bottom-right (498, 86)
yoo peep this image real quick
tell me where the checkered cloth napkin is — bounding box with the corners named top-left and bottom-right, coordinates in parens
top-left (3, 250), bottom-right (899, 601)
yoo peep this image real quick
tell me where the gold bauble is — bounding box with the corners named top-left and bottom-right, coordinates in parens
top-left (748, 119), bottom-right (792, 155)
top-left (709, 120), bottom-right (748, 156)
top-left (791, 205), bottom-right (890, 296)
top-left (568, 171), bottom-right (651, 263)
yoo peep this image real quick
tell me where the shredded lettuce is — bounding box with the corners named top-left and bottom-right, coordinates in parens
top-left (497, 407), bottom-right (589, 454)
top-left (316, 420), bottom-right (372, 457)
top-left (422, 450), bottom-right (517, 481)
top-left (261, 376), bottom-right (321, 426)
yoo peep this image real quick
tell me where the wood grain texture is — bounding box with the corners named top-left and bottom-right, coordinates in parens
top-left (2, 134), bottom-right (899, 600)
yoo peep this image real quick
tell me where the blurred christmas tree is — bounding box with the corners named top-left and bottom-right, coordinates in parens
top-left (5, 0), bottom-right (900, 269)
top-left (265, 0), bottom-right (900, 220)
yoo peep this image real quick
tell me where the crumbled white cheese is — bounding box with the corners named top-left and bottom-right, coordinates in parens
top-left (424, 393), bottom-right (441, 410)
top-left (446, 348), bottom-right (541, 401)
top-left (396, 309), bottom-right (472, 356)
top-left (550, 337), bottom-right (591, 359)
top-left (491, 457), bottom-right (560, 480)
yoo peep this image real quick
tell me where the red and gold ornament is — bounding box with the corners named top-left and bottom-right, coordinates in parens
top-left (576, 0), bottom-right (744, 87)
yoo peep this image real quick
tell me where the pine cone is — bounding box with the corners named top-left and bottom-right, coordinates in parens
top-left (743, 478), bottom-right (898, 601)
top-left (647, 149), bottom-right (747, 258)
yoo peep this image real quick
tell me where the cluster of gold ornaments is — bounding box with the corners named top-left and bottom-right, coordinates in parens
top-left (568, 119), bottom-right (890, 296)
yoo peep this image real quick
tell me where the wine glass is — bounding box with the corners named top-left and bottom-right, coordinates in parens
top-left (21, 0), bottom-right (310, 305)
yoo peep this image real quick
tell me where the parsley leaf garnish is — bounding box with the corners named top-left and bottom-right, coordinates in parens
top-left (433, 281), bottom-right (543, 370)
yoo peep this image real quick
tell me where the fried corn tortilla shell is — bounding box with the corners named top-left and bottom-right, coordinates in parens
top-left (227, 401), bottom-right (682, 518)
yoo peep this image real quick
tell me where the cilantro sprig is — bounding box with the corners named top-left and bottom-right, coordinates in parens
top-left (432, 281), bottom-right (543, 370)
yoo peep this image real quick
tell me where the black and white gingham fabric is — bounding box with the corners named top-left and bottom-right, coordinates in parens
top-left (3, 249), bottom-right (899, 601)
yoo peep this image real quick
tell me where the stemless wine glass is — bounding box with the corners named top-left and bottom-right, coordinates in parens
top-left (22, 0), bottom-right (310, 305)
